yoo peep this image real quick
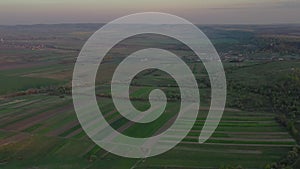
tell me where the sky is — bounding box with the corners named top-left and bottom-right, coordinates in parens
top-left (0, 0), bottom-right (299, 25)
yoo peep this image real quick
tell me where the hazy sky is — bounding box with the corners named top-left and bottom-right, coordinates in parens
top-left (0, 0), bottom-right (299, 25)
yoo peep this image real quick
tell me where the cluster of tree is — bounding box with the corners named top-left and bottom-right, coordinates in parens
top-left (3, 88), bottom-right (39, 98)
top-left (44, 86), bottom-right (72, 98)
top-left (265, 146), bottom-right (300, 169)
top-left (228, 69), bottom-right (299, 126)
top-left (220, 165), bottom-right (244, 169)
top-left (2, 85), bottom-right (72, 99)
top-left (227, 68), bottom-right (300, 168)
top-left (255, 38), bottom-right (300, 56)
top-left (270, 70), bottom-right (300, 141)
top-left (227, 82), bottom-right (271, 111)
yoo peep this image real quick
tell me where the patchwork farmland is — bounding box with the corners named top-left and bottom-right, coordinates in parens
top-left (0, 91), bottom-right (295, 168)
top-left (0, 24), bottom-right (299, 168)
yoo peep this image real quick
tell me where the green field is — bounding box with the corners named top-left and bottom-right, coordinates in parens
top-left (0, 92), bottom-right (295, 169)
top-left (0, 24), bottom-right (299, 169)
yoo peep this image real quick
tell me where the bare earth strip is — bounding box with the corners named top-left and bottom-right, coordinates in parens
top-left (65, 110), bottom-right (117, 138)
top-left (46, 120), bottom-right (79, 137)
top-left (79, 144), bottom-right (96, 157)
top-left (170, 129), bottom-right (288, 135)
top-left (154, 140), bottom-right (293, 147)
top-left (12, 99), bottom-right (42, 109)
top-left (0, 133), bottom-right (31, 146)
top-left (160, 135), bottom-right (294, 143)
top-left (153, 115), bottom-right (177, 135)
top-left (3, 103), bottom-right (73, 131)
top-left (208, 137), bottom-right (294, 142)
top-left (0, 62), bottom-right (48, 71)
top-left (201, 142), bottom-right (294, 147)
top-left (199, 107), bottom-right (241, 112)
top-left (0, 98), bottom-right (54, 124)
top-left (159, 141), bottom-right (294, 147)
top-left (65, 128), bottom-right (83, 138)
top-left (174, 146), bottom-right (262, 154)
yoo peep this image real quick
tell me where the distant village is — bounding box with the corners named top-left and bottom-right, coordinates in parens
top-left (0, 35), bottom-right (296, 62)
top-left (0, 38), bottom-right (45, 50)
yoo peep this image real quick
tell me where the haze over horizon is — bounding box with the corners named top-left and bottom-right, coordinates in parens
top-left (0, 0), bottom-right (299, 25)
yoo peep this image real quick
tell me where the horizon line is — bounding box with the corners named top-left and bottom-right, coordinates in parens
top-left (1, 22), bottom-right (300, 27)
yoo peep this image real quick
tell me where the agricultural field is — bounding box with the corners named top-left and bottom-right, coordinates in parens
top-left (0, 24), bottom-right (299, 169)
top-left (0, 94), bottom-right (295, 169)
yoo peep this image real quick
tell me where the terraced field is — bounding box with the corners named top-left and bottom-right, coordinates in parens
top-left (0, 93), bottom-right (295, 169)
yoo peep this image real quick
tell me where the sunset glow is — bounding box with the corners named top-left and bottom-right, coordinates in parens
top-left (0, 0), bottom-right (299, 25)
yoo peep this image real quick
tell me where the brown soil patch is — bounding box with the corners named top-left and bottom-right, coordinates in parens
top-left (46, 120), bottom-right (79, 137)
top-left (3, 103), bottom-right (73, 131)
top-left (0, 133), bottom-right (30, 146)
